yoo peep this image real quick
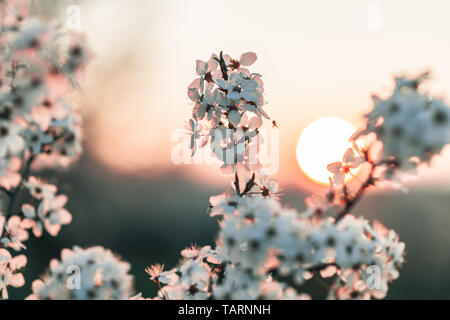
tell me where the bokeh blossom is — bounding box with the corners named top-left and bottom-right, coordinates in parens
top-left (353, 72), bottom-right (450, 175)
top-left (27, 246), bottom-right (133, 300)
top-left (0, 1), bottom-right (90, 299)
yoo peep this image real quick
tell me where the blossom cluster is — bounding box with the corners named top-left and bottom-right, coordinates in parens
top-left (27, 246), bottom-right (133, 300)
top-left (149, 195), bottom-right (404, 300)
top-left (146, 53), bottom-right (450, 300)
top-left (354, 72), bottom-right (450, 173)
top-left (0, 1), bottom-right (90, 299)
top-left (186, 51), bottom-right (268, 172)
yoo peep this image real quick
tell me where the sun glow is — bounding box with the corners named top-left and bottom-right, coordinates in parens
top-left (296, 117), bottom-right (357, 185)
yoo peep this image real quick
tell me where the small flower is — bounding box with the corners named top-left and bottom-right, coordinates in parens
top-left (181, 245), bottom-right (214, 261)
top-left (305, 178), bottom-right (344, 214)
top-left (146, 264), bottom-right (178, 285)
top-left (195, 54), bottom-right (218, 89)
top-left (0, 215), bottom-right (29, 250)
top-left (24, 176), bottom-right (57, 200)
top-left (22, 202), bottom-right (46, 237)
top-left (258, 176), bottom-right (282, 199)
top-left (216, 73), bottom-right (261, 102)
top-left (0, 155), bottom-right (21, 189)
top-left (0, 249), bottom-right (27, 299)
top-left (45, 194), bottom-right (72, 236)
top-left (0, 121), bottom-right (25, 157)
top-left (355, 73), bottom-right (450, 174)
top-left (21, 194), bottom-right (71, 237)
top-left (327, 147), bottom-right (365, 185)
top-left (23, 124), bottom-right (53, 155)
top-left (27, 246), bottom-right (133, 300)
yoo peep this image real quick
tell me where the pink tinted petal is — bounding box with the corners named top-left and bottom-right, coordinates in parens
top-left (248, 116), bottom-right (263, 129)
top-left (51, 194), bottom-right (68, 210)
top-left (7, 215), bottom-right (21, 228)
top-left (31, 279), bottom-right (44, 293)
top-left (334, 172), bottom-right (345, 185)
top-left (37, 200), bottom-right (49, 219)
top-left (21, 218), bottom-right (35, 229)
top-left (9, 157), bottom-right (21, 170)
top-left (372, 290), bottom-right (387, 299)
top-left (187, 88), bottom-right (200, 102)
top-left (48, 212), bottom-right (60, 225)
top-left (58, 209), bottom-right (72, 224)
top-left (2, 287), bottom-right (8, 299)
top-left (196, 60), bottom-right (207, 75)
top-left (45, 220), bottom-right (61, 236)
top-left (206, 58), bottom-right (218, 72)
top-left (49, 258), bottom-right (60, 271)
top-left (228, 110), bottom-right (241, 126)
top-left (30, 106), bottom-right (52, 131)
top-left (61, 248), bottom-right (75, 260)
top-left (327, 162), bottom-right (342, 174)
top-left (11, 254), bottom-right (27, 269)
top-left (239, 52), bottom-right (257, 66)
top-left (0, 248), bottom-right (12, 260)
top-left (222, 54), bottom-right (232, 65)
top-left (350, 157), bottom-right (365, 168)
top-left (372, 220), bottom-right (389, 237)
top-left (10, 136), bottom-right (25, 154)
top-left (303, 271), bottom-right (313, 280)
top-left (0, 144), bottom-right (6, 157)
top-left (188, 77), bottom-right (201, 90)
top-left (9, 173), bottom-right (21, 188)
top-left (10, 273), bottom-right (25, 288)
top-left (0, 216), bottom-right (5, 232)
top-left (22, 204), bottom-right (36, 219)
top-left (343, 148), bottom-right (355, 163)
top-left (27, 176), bottom-right (39, 185)
top-left (320, 265), bottom-right (337, 278)
top-left (33, 223), bottom-right (43, 237)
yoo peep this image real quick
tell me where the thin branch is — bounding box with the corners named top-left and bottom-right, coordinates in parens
top-left (217, 51), bottom-right (228, 81)
top-left (307, 262), bottom-right (338, 272)
top-left (335, 163), bottom-right (376, 223)
top-left (0, 186), bottom-right (11, 196)
top-left (334, 157), bottom-right (400, 224)
top-left (5, 154), bottom-right (35, 218)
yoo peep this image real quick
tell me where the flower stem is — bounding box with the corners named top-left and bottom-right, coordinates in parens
top-left (5, 154), bottom-right (35, 218)
top-left (334, 157), bottom-right (400, 224)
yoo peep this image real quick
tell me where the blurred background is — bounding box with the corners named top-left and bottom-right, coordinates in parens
top-left (10, 0), bottom-right (450, 299)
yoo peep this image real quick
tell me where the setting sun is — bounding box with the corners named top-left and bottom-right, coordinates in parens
top-left (296, 117), bottom-right (357, 185)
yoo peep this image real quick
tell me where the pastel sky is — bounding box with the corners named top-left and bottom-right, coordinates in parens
top-left (75, 0), bottom-right (450, 191)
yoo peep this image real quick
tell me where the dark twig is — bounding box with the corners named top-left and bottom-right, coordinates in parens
top-left (0, 186), bottom-right (11, 196)
top-left (5, 154), bottom-right (35, 218)
top-left (216, 51), bottom-right (228, 81)
top-left (335, 163), bottom-right (376, 223)
top-left (334, 157), bottom-right (399, 224)
top-left (307, 262), bottom-right (338, 272)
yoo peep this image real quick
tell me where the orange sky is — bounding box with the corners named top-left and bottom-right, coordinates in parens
top-left (75, 0), bottom-right (450, 191)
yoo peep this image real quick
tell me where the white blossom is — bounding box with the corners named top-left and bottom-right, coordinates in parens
top-left (27, 246), bottom-right (133, 300)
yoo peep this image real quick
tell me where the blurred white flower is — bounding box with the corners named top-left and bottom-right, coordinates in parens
top-left (27, 246), bottom-right (133, 300)
top-left (0, 249), bottom-right (26, 299)
top-left (0, 121), bottom-right (24, 157)
top-left (327, 147), bottom-right (365, 185)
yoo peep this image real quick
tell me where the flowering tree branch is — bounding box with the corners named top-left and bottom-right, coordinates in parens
top-left (141, 51), bottom-right (450, 301)
top-left (5, 154), bottom-right (34, 219)
top-left (0, 2), bottom-right (98, 300)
